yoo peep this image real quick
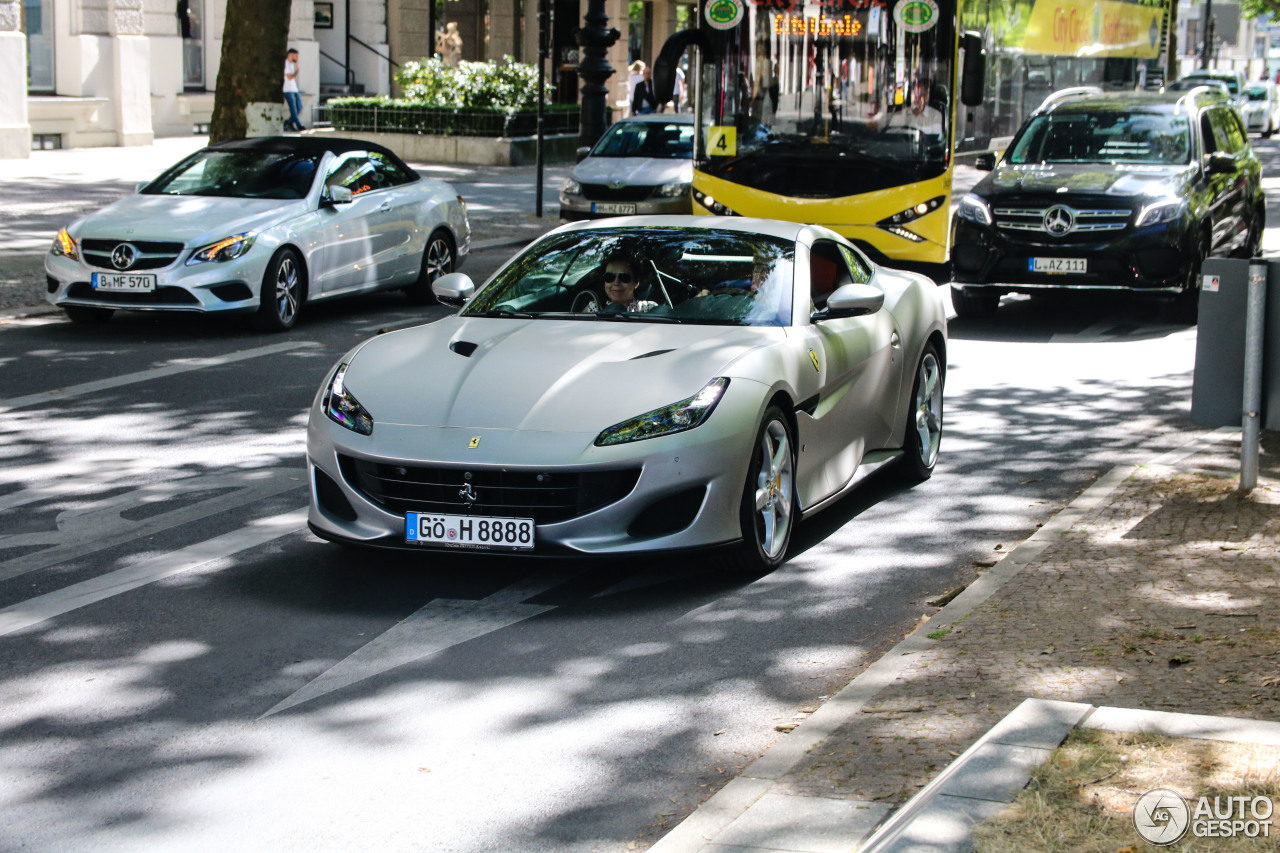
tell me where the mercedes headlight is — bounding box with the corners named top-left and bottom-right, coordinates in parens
top-left (51, 228), bottom-right (79, 260)
top-left (595, 378), bottom-right (729, 446)
top-left (186, 233), bottom-right (256, 265)
top-left (657, 180), bottom-right (691, 198)
top-left (957, 193), bottom-right (993, 226)
top-left (1135, 199), bottom-right (1183, 227)
top-left (322, 363), bottom-right (374, 435)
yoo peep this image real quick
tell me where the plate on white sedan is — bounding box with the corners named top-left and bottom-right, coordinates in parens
top-left (405, 511), bottom-right (535, 550)
top-left (92, 272), bottom-right (156, 292)
top-left (1029, 257), bottom-right (1087, 274)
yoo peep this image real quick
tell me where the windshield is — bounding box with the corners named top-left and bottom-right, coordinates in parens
top-left (1007, 111), bottom-right (1191, 165)
top-left (462, 227), bottom-right (794, 326)
top-left (1246, 86), bottom-right (1270, 101)
top-left (143, 150), bottom-right (322, 199)
top-left (1171, 75), bottom-right (1239, 96)
top-left (591, 121), bottom-right (694, 159)
top-left (699, 0), bottom-right (955, 197)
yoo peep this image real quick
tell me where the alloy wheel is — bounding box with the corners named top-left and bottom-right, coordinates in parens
top-left (753, 418), bottom-right (794, 560)
top-left (914, 351), bottom-right (943, 469)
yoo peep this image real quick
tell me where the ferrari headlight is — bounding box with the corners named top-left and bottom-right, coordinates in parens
top-left (956, 193), bottom-right (993, 226)
top-left (51, 228), bottom-right (79, 260)
top-left (1135, 199), bottom-right (1183, 227)
top-left (657, 180), bottom-right (691, 198)
top-left (561, 178), bottom-right (582, 196)
top-left (322, 363), bottom-right (374, 435)
top-left (595, 378), bottom-right (729, 446)
top-left (186, 233), bottom-right (256, 265)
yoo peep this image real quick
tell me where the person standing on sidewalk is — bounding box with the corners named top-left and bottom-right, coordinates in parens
top-left (283, 48), bottom-right (305, 132)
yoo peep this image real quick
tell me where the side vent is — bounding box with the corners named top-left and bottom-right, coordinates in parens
top-left (631, 349), bottom-right (675, 360)
top-left (450, 341), bottom-right (478, 357)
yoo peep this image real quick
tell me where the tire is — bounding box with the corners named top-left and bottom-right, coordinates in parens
top-left (898, 343), bottom-right (944, 483)
top-left (406, 229), bottom-right (455, 305)
top-left (251, 248), bottom-right (303, 332)
top-left (571, 289), bottom-right (602, 313)
top-left (63, 305), bottom-right (114, 324)
top-left (1161, 233), bottom-right (1206, 325)
top-left (1242, 207), bottom-right (1265, 259)
top-left (950, 285), bottom-right (999, 319)
top-left (720, 406), bottom-right (797, 575)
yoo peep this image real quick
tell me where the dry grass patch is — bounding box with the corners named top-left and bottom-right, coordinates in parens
top-left (971, 729), bottom-right (1280, 852)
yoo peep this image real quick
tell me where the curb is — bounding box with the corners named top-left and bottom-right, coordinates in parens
top-left (648, 426), bottom-right (1243, 853)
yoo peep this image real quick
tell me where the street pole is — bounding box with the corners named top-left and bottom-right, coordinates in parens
top-left (1241, 262), bottom-right (1267, 492)
top-left (536, 0), bottom-right (547, 217)
top-left (1200, 0), bottom-right (1212, 70)
top-left (574, 0), bottom-right (620, 149)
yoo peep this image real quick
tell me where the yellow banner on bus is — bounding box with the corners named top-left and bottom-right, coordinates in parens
top-left (1022, 0), bottom-right (1163, 58)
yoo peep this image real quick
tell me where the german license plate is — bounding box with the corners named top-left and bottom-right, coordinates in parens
top-left (405, 511), bottom-right (534, 550)
top-left (92, 272), bottom-right (156, 292)
top-left (1029, 257), bottom-right (1087, 274)
top-left (592, 202), bottom-right (636, 215)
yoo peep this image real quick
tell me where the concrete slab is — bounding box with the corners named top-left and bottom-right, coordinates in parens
top-left (869, 795), bottom-right (1008, 853)
top-left (984, 698), bottom-right (1093, 750)
top-left (709, 794), bottom-right (889, 853)
top-left (935, 743), bottom-right (1053, 803)
top-left (1082, 706), bottom-right (1280, 746)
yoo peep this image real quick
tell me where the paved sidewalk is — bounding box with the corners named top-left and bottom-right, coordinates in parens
top-left (650, 429), bottom-right (1280, 852)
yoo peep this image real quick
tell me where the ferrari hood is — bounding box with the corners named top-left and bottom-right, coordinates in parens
top-left (70, 194), bottom-right (307, 245)
top-left (342, 317), bottom-right (778, 431)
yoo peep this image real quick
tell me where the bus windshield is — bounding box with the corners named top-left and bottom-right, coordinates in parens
top-left (700, 0), bottom-right (955, 198)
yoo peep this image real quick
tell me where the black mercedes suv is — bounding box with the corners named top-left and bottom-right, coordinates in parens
top-left (950, 87), bottom-right (1264, 322)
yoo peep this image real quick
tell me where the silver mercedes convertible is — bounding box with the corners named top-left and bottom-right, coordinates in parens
top-left (306, 217), bottom-right (946, 572)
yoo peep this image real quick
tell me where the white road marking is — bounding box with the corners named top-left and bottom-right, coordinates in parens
top-left (0, 508), bottom-right (308, 638)
top-left (261, 569), bottom-right (582, 718)
top-left (0, 468), bottom-right (307, 584)
top-left (0, 341), bottom-right (319, 413)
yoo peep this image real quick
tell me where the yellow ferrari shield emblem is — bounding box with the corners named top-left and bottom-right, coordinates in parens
top-left (468, 436), bottom-right (481, 449)
top-left (808, 350), bottom-right (820, 372)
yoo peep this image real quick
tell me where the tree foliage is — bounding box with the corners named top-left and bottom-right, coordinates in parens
top-left (395, 57), bottom-right (552, 110)
top-left (1240, 0), bottom-right (1280, 18)
top-left (209, 0), bottom-right (294, 143)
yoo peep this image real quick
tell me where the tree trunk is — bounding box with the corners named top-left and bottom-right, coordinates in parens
top-left (209, 0), bottom-right (295, 143)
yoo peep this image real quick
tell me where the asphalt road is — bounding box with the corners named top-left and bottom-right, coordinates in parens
top-left (1, 139), bottom-right (1278, 852)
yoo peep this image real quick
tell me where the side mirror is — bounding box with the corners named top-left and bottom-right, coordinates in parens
top-left (321, 186), bottom-right (354, 207)
top-left (1206, 151), bottom-right (1237, 175)
top-left (431, 272), bottom-right (476, 307)
top-left (576, 146), bottom-right (592, 163)
top-left (961, 32), bottom-right (986, 108)
top-left (813, 283), bottom-right (885, 321)
top-left (974, 152), bottom-right (997, 171)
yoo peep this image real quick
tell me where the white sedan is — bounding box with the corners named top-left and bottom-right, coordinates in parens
top-left (45, 137), bottom-right (470, 330)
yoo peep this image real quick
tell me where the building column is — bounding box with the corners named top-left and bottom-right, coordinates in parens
top-left (110, 0), bottom-right (154, 146)
top-left (0, 0), bottom-right (31, 158)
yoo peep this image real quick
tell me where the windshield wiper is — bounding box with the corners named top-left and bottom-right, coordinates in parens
top-left (591, 312), bottom-right (682, 323)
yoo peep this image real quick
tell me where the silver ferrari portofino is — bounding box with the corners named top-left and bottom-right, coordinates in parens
top-left (45, 137), bottom-right (470, 330)
top-left (306, 217), bottom-right (946, 572)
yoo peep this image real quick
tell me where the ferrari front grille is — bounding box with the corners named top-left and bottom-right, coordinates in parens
top-left (339, 457), bottom-right (642, 524)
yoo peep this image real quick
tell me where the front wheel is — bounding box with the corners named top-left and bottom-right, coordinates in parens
top-left (720, 407), bottom-right (796, 575)
top-left (1161, 234), bottom-right (1206, 325)
top-left (251, 248), bottom-right (303, 332)
top-left (406, 230), bottom-right (455, 305)
top-left (898, 343), bottom-right (944, 483)
top-left (950, 285), bottom-right (999, 319)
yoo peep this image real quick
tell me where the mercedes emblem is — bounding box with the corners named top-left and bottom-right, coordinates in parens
top-left (111, 242), bottom-right (139, 270)
top-left (1043, 206), bottom-right (1074, 237)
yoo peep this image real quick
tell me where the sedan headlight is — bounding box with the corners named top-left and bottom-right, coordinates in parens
top-left (322, 363), bottom-right (374, 435)
top-left (186, 233), bottom-right (256, 265)
top-left (956, 193), bottom-right (993, 226)
top-left (595, 378), bottom-right (729, 446)
top-left (561, 178), bottom-right (582, 196)
top-left (1135, 199), bottom-right (1184, 227)
top-left (51, 228), bottom-right (79, 260)
top-left (657, 180), bottom-right (691, 198)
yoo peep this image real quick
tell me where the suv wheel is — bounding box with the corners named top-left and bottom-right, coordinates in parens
top-left (1161, 233), bottom-right (1207, 325)
top-left (950, 285), bottom-right (999, 319)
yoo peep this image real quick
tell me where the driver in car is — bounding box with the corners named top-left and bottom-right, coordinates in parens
top-left (601, 255), bottom-right (657, 313)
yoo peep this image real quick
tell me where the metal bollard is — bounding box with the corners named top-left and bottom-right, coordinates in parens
top-left (1241, 262), bottom-right (1267, 491)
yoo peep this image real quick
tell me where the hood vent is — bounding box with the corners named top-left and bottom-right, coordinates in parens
top-left (450, 340), bottom-right (478, 357)
top-left (631, 349), bottom-right (675, 360)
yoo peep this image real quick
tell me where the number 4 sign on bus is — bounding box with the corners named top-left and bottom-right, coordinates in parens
top-left (708, 126), bottom-right (737, 157)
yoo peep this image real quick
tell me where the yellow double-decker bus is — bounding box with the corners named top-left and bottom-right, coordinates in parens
top-left (655, 0), bottom-right (1172, 280)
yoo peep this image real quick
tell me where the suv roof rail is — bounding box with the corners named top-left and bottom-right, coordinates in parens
top-left (1035, 86), bottom-right (1104, 113)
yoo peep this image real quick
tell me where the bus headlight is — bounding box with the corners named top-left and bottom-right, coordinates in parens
top-left (692, 189), bottom-right (740, 216)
